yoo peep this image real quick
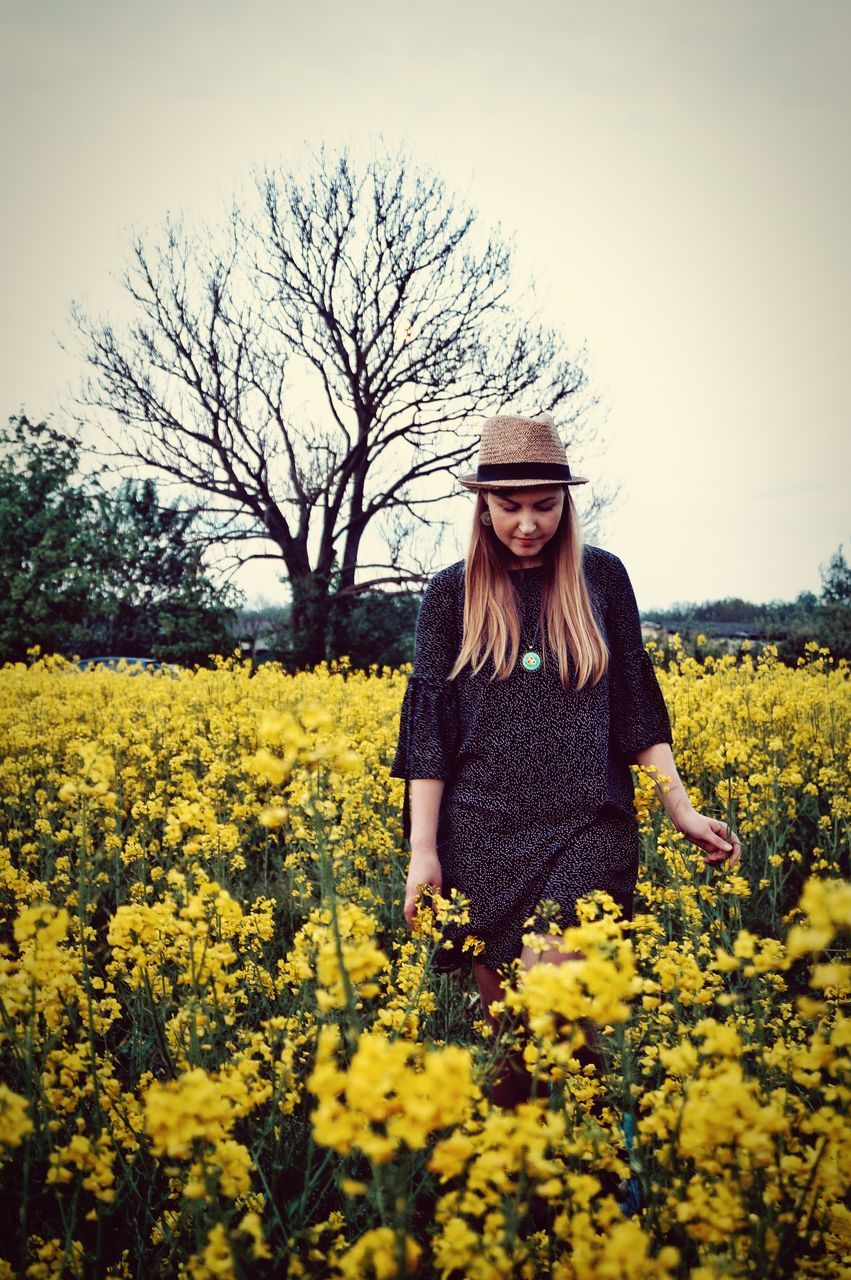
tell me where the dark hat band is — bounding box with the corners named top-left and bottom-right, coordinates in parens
top-left (476, 461), bottom-right (573, 482)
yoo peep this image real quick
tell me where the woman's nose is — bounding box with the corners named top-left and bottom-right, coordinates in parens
top-left (518, 513), bottom-right (537, 532)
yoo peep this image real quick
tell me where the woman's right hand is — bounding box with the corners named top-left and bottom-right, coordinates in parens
top-left (404, 849), bottom-right (443, 929)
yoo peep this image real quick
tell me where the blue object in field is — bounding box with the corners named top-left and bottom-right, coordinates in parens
top-left (74, 657), bottom-right (179, 675)
top-left (618, 1110), bottom-right (643, 1217)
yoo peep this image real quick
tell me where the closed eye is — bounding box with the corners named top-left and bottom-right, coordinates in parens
top-left (499, 502), bottom-right (557, 512)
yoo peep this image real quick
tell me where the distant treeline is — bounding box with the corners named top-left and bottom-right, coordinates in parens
top-left (644, 545), bottom-right (851, 662)
top-left (241, 544), bottom-right (851, 671)
top-left (5, 413), bottom-right (848, 669)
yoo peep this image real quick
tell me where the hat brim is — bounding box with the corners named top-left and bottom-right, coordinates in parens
top-left (459, 473), bottom-right (588, 491)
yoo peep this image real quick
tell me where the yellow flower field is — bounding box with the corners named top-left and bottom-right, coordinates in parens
top-left (0, 646), bottom-right (849, 1279)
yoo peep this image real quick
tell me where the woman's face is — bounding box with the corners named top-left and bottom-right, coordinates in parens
top-left (484, 486), bottom-right (566, 564)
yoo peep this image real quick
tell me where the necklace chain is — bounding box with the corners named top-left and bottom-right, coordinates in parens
top-left (519, 605), bottom-right (543, 672)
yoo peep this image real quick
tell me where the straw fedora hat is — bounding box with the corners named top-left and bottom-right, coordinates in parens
top-left (459, 412), bottom-right (588, 491)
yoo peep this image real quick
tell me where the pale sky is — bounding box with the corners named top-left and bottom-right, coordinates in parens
top-left (2, 0), bottom-right (849, 611)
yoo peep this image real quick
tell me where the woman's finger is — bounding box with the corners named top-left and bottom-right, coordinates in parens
top-left (404, 868), bottom-right (443, 930)
top-left (704, 825), bottom-right (732, 853)
top-left (701, 819), bottom-right (741, 866)
top-left (726, 830), bottom-right (742, 867)
top-left (404, 879), bottom-right (435, 928)
top-left (713, 820), bottom-right (742, 863)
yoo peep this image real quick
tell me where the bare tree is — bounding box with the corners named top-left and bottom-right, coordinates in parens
top-left (73, 146), bottom-right (603, 665)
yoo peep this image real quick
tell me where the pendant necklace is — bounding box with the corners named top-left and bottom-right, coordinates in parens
top-left (519, 612), bottom-right (544, 672)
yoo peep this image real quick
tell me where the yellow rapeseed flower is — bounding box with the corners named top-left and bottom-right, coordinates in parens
top-left (0, 1085), bottom-right (34, 1150)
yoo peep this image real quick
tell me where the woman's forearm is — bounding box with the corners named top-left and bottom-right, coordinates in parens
top-left (408, 778), bottom-right (445, 854)
top-left (634, 741), bottom-right (739, 863)
top-left (633, 742), bottom-right (694, 827)
top-left (404, 778), bottom-right (445, 926)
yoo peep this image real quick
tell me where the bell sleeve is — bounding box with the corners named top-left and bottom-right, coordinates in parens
top-left (390, 570), bottom-right (460, 839)
top-left (605, 553), bottom-right (673, 761)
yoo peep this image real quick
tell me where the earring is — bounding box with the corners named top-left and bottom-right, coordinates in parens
top-left (480, 510), bottom-right (493, 526)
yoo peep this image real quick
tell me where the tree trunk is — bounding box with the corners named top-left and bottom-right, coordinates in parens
top-left (326, 590), bottom-right (355, 662)
top-left (288, 573), bottom-right (332, 669)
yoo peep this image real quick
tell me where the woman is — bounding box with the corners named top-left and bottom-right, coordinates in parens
top-left (390, 412), bottom-right (740, 1105)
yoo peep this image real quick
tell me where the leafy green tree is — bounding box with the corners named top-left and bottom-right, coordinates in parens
top-left (237, 591), bottom-right (420, 671)
top-left (820, 543), bottom-right (851, 604)
top-left (84, 478), bottom-right (240, 665)
top-left (0, 415), bottom-right (239, 664)
top-left (0, 415), bottom-right (96, 660)
top-left (776, 543), bottom-right (851, 663)
top-left (327, 589), bottom-right (420, 670)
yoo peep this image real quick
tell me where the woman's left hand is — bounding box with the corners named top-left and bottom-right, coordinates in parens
top-left (673, 806), bottom-right (741, 868)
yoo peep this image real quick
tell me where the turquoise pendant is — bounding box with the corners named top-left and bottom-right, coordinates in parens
top-left (521, 650), bottom-right (542, 671)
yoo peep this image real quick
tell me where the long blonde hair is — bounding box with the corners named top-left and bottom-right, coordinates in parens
top-left (448, 489), bottom-right (608, 688)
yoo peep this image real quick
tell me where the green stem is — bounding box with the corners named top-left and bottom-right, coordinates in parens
top-left (77, 799), bottom-right (104, 1133)
top-left (765, 1134), bottom-right (831, 1280)
top-left (141, 966), bottom-right (177, 1078)
top-left (19, 977), bottom-right (37, 1277)
top-left (311, 779), bottom-right (362, 1042)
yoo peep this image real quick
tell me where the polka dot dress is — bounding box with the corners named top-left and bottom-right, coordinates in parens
top-left (390, 546), bottom-right (673, 972)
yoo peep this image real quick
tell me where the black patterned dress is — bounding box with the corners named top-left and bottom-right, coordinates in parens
top-left (390, 546), bottom-right (672, 972)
